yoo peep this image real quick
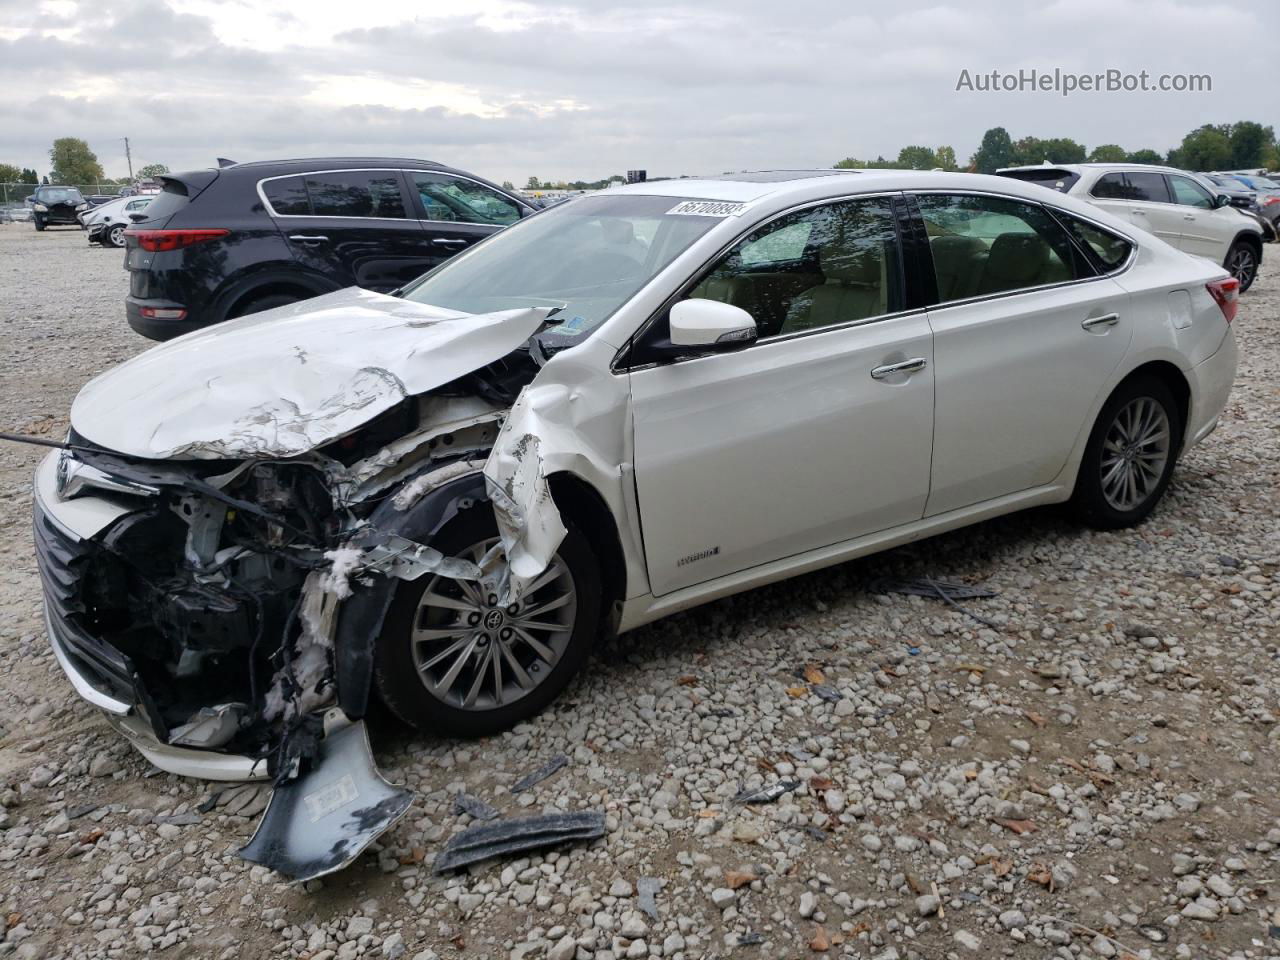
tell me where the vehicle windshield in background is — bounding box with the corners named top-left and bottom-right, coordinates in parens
top-left (399, 194), bottom-right (727, 350)
top-left (35, 188), bottom-right (83, 204)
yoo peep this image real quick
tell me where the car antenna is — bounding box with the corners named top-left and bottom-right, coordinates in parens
top-left (216, 157), bottom-right (237, 168)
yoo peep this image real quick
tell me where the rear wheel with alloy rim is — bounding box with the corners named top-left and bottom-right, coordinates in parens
top-left (1225, 240), bottom-right (1258, 292)
top-left (1071, 375), bottom-right (1181, 529)
top-left (374, 505), bottom-right (601, 737)
top-left (107, 224), bottom-right (127, 247)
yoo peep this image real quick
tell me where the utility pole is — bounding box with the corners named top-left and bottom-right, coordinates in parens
top-left (121, 137), bottom-right (134, 182)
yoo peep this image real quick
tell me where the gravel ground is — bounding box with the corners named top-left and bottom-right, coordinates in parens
top-left (0, 222), bottom-right (1278, 960)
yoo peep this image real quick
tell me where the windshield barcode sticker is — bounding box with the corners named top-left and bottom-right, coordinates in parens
top-left (667, 200), bottom-right (747, 217)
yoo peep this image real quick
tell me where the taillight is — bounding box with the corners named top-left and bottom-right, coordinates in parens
top-left (1206, 276), bottom-right (1240, 324)
top-left (138, 307), bottom-right (188, 321)
top-left (1261, 196), bottom-right (1280, 207)
top-left (123, 228), bottom-right (229, 252)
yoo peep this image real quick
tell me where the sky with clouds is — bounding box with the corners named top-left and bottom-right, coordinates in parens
top-left (0, 0), bottom-right (1267, 184)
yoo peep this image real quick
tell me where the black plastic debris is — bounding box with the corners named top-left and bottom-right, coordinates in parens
top-left (637, 876), bottom-right (662, 920)
top-left (453, 793), bottom-right (499, 821)
top-left (512, 754), bottom-right (568, 792)
top-left (732, 781), bottom-right (801, 805)
top-left (433, 811), bottom-right (606, 873)
top-left (870, 576), bottom-right (1000, 629)
top-left (871, 576), bottom-right (997, 600)
top-left (810, 684), bottom-right (842, 703)
top-left (737, 932), bottom-right (765, 946)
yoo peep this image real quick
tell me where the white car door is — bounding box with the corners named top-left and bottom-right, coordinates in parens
top-left (916, 193), bottom-right (1134, 516)
top-left (628, 196), bottom-right (935, 596)
top-left (1088, 172), bottom-right (1183, 248)
top-left (1166, 174), bottom-right (1231, 261)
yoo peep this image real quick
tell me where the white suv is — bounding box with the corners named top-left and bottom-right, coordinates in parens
top-left (998, 163), bottom-right (1263, 290)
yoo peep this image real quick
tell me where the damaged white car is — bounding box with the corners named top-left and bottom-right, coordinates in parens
top-left (28, 169), bottom-right (1238, 879)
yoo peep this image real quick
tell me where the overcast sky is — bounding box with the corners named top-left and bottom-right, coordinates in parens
top-left (0, 0), bottom-right (1266, 184)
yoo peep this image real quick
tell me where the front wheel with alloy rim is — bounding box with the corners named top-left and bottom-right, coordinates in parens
top-left (373, 505), bottom-right (602, 738)
top-left (1225, 240), bottom-right (1258, 292)
top-left (1071, 375), bottom-right (1182, 529)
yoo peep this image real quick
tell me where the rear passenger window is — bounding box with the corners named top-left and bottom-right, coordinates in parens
top-left (688, 197), bottom-right (901, 339)
top-left (1051, 210), bottom-right (1133, 272)
top-left (917, 193), bottom-right (1092, 302)
top-left (262, 176), bottom-right (310, 215)
top-left (1091, 173), bottom-right (1131, 200)
top-left (306, 171), bottom-right (407, 218)
top-left (1123, 172), bottom-right (1171, 204)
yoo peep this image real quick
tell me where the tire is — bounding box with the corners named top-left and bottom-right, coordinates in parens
top-left (106, 223), bottom-right (127, 248)
top-left (1071, 375), bottom-right (1182, 529)
top-left (374, 503), bottom-right (602, 738)
top-left (33, 218), bottom-right (45, 232)
top-left (227, 292), bottom-right (301, 320)
top-left (1225, 240), bottom-right (1259, 292)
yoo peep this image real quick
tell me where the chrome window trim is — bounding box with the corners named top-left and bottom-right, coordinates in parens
top-left (612, 189), bottom-right (909, 374)
top-left (256, 167), bottom-right (527, 223)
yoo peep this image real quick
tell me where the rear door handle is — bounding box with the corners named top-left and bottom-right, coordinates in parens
top-left (1081, 313), bottom-right (1120, 330)
top-left (1183, 213), bottom-right (1196, 220)
top-left (288, 234), bottom-right (328, 243)
top-left (871, 357), bottom-right (927, 380)
top-left (432, 238), bottom-right (469, 247)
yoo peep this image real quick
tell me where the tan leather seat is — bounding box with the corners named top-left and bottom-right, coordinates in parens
top-left (977, 233), bottom-right (1057, 294)
top-left (929, 234), bottom-right (986, 301)
top-left (783, 242), bottom-right (886, 333)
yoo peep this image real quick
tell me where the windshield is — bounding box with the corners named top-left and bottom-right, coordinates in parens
top-left (36, 188), bottom-right (82, 204)
top-left (400, 194), bottom-right (728, 350)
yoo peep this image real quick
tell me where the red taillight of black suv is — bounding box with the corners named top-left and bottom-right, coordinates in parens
top-left (123, 228), bottom-right (230, 252)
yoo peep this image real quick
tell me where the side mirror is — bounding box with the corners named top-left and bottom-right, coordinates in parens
top-left (669, 298), bottom-right (757, 349)
top-left (128, 212), bottom-right (148, 222)
top-left (1214, 194), bottom-right (1234, 209)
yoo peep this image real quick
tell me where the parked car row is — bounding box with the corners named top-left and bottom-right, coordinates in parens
top-left (80, 194), bottom-right (153, 247)
top-left (1202, 171), bottom-right (1280, 237)
top-left (996, 162), bottom-right (1265, 291)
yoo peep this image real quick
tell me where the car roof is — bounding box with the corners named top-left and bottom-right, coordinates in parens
top-left (610, 169), bottom-right (1076, 204)
top-left (222, 157), bottom-right (449, 174)
top-left (998, 162), bottom-right (1187, 176)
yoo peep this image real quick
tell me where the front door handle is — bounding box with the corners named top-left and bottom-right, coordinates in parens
top-left (1183, 213), bottom-right (1196, 220)
top-left (871, 357), bottom-right (928, 380)
top-left (1082, 312), bottom-right (1120, 330)
top-left (432, 238), bottom-right (469, 247)
top-left (288, 234), bottom-right (329, 244)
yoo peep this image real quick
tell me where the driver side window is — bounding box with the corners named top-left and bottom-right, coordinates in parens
top-left (688, 198), bottom-right (901, 339)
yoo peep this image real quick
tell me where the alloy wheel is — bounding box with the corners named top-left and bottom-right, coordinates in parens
top-left (1228, 247), bottom-right (1256, 288)
top-left (1099, 396), bottom-right (1171, 512)
top-left (410, 538), bottom-right (577, 711)
top-left (109, 225), bottom-right (126, 247)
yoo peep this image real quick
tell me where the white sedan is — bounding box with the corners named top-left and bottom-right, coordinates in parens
top-left (30, 169), bottom-right (1237, 877)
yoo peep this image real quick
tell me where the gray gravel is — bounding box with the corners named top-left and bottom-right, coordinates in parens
top-left (1, 222), bottom-right (1279, 959)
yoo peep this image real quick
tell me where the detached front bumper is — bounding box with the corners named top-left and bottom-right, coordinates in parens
top-left (33, 454), bottom-right (265, 782)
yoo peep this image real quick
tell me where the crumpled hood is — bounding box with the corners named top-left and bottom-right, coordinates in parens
top-left (71, 287), bottom-right (550, 460)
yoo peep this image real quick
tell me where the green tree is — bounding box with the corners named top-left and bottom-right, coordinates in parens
top-left (20, 168), bottom-right (38, 183)
top-left (136, 162), bottom-right (169, 179)
top-left (896, 145), bottom-right (938, 169)
top-left (1088, 144), bottom-right (1128, 163)
top-left (48, 137), bottom-right (104, 184)
top-left (1169, 124), bottom-right (1232, 171)
top-left (0, 163), bottom-right (22, 182)
top-left (525, 176), bottom-right (541, 189)
top-left (1227, 121), bottom-right (1273, 169)
top-left (934, 145), bottom-right (958, 170)
top-left (500, 180), bottom-right (515, 191)
top-left (1011, 136), bottom-right (1086, 166)
top-left (1125, 149), bottom-right (1164, 164)
top-left (970, 127), bottom-right (1014, 173)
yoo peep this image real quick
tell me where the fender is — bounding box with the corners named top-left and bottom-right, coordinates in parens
top-left (211, 265), bottom-right (343, 324)
top-left (333, 470), bottom-right (488, 718)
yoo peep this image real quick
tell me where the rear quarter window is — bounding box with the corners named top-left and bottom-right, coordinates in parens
top-left (1051, 209), bottom-right (1133, 273)
top-left (262, 175), bottom-right (310, 215)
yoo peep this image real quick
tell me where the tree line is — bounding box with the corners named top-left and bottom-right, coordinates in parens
top-left (837, 121), bottom-right (1278, 174)
top-left (0, 138), bottom-right (168, 185)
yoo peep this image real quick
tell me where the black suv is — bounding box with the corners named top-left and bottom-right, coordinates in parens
top-left (28, 186), bottom-right (88, 230)
top-left (123, 158), bottom-right (533, 340)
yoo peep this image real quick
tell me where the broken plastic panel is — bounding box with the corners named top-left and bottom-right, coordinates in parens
top-left (433, 811), bottom-right (606, 873)
top-left (239, 719), bottom-right (412, 882)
